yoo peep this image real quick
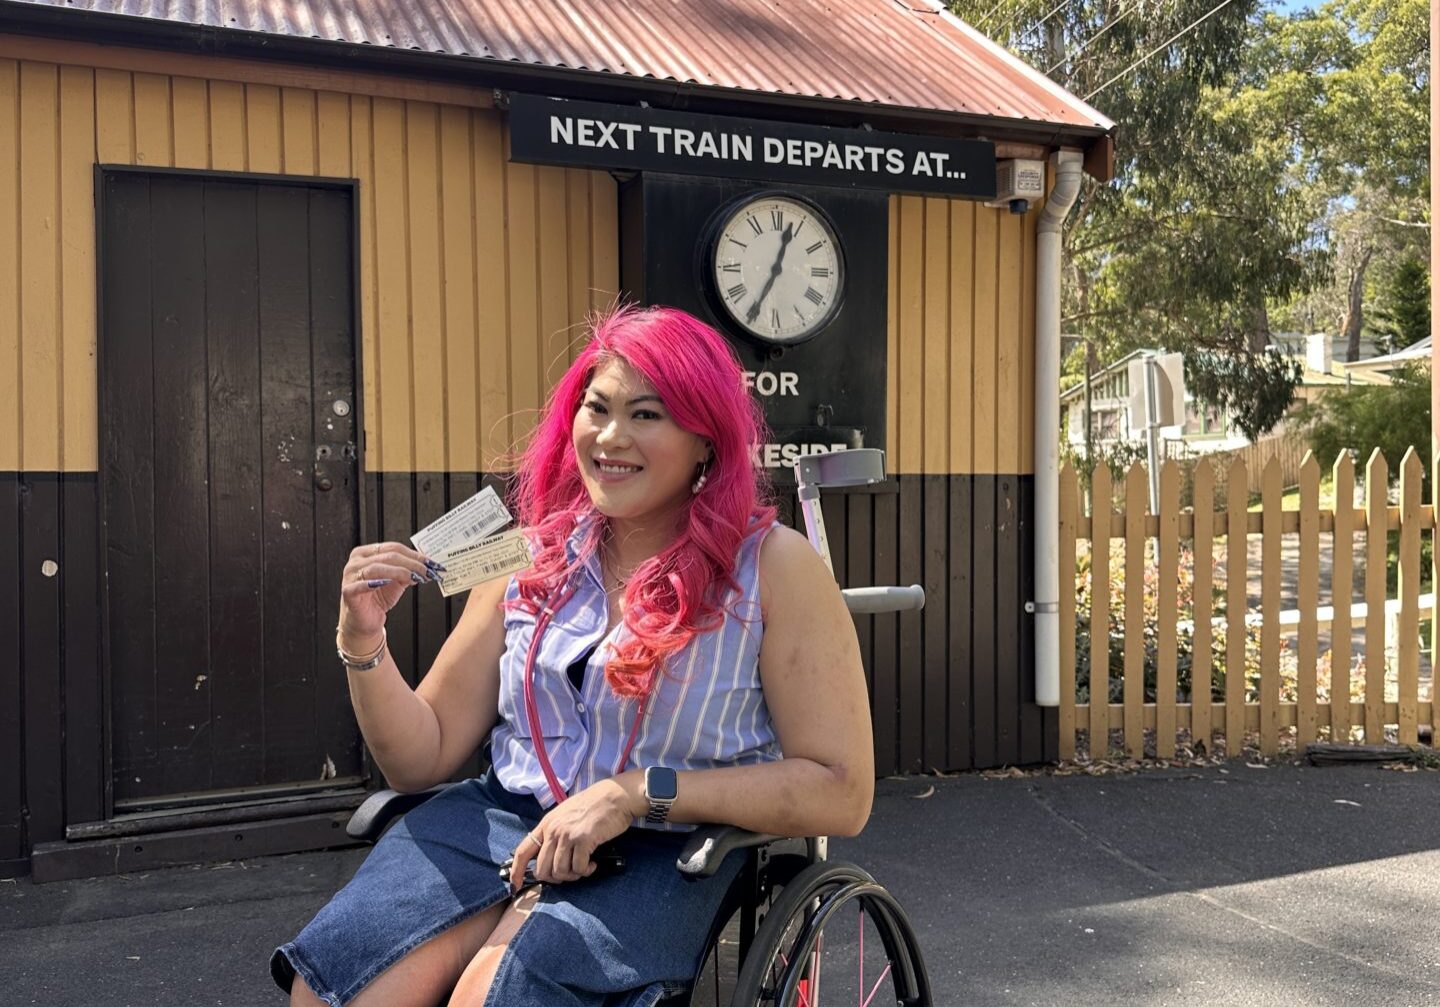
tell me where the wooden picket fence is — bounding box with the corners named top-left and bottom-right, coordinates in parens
top-left (1060, 447), bottom-right (1436, 760)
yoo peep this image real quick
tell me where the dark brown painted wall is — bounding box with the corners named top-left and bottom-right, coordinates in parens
top-left (3, 468), bottom-right (1049, 873)
top-left (1, 474), bottom-right (104, 874)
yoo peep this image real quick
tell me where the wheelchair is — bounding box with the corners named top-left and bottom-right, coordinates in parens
top-left (345, 449), bottom-right (933, 1007)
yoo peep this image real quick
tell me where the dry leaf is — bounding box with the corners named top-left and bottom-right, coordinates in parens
top-left (1333, 799), bottom-right (1362, 807)
top-left (910, 785), bottom-right (936, 799)
top-left (1245, 762), bottom-right (1269, 770)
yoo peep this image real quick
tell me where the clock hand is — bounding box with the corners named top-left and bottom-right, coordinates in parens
top-left (745, 223), bottom-right (795, 325)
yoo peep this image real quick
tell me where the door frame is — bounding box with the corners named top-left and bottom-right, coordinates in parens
top-left (85, 164), bottom-right (367, 833)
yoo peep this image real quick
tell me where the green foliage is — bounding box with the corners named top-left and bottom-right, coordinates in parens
top-left (1294, 362), bottom-right (1432, 485)
top-left (1073, 541), bottom-right (1256, 710)
top-left (1184, 349), bottom-right (1302, 441)
top-left (1059, 439), bottom-right (1148, 496)
top-left (947, 0), bottom-right (1429, 416)
top-left (1371, 255), bottom-right (1431, 353)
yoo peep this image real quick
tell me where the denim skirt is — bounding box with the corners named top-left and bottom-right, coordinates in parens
top-left (270, 771), bottom-right (745, 1007)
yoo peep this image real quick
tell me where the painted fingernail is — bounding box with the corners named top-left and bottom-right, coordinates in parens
top-left (410, 572), bottom-right (425, 584)
top-left (366, 579), bottom-right (390, 589)
top-left (425, 558), bottom-right (448, 573)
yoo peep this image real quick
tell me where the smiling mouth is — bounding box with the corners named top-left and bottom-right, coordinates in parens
top-left (594, 459), bottom-right (643, 475)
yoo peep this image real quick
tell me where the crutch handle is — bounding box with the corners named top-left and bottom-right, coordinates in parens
top-left (840, 585), bottom-right (926, 614)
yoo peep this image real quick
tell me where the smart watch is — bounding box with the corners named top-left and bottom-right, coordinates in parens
top-left (643, 767), bottom-right (678, 825)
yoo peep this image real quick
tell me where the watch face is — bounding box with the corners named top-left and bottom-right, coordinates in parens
top-left (711, 194), bottom-right (844, 345)
top-left (645, 767), bottom-right (679, 802)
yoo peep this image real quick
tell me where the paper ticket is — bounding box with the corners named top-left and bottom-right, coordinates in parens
top-left (410, 486), bottom-right (512, 558)
top-left (430, 528), bottom-right (534, 597)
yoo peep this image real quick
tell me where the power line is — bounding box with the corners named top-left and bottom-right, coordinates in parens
top-left (973, 0), bottom-right (1020, 32)
top-left (1082, 0), bottom-right (1244, 101)
top-left (990, 0), bottom-right (1080, 41)
top-left (1045, 0), bottom-right (1139, 74)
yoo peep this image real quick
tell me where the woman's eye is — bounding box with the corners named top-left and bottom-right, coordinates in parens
top-left (584, 400), bottom-right (607, 415)
top-left (633, 409), bottom-right (662, 421)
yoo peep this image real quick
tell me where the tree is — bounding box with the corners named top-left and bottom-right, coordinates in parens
top-left (1371, 254), bottom-right (1431, 352)
top-left (1184, 348), bottom-right (1303, 441)
top-left (948, 0), bottom-right (1328, 438)
top-left (948, 0), bottom-right (1429, 440)
top-left (1294, 362), bottom-right (1432, 483)
top-left (1228, 0), bottom-right (1429, 356)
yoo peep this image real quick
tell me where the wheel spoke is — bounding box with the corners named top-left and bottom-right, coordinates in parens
top-left (858, 908), bottom-right (864, 1002)
top-left (859, 963), bottom-right (893, 1007)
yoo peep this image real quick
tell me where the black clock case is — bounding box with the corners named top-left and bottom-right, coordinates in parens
top-left (619, 173), bottom-right (888, 479)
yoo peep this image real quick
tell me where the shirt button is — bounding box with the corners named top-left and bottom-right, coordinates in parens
top-left (575, 701), bottom-right (587, 714)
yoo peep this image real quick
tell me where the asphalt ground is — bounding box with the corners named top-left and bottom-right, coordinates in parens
top-left (6, 762), bottom-right (1440, 1007)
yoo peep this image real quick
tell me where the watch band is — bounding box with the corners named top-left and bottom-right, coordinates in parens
top-left (643, 767), bottom-right (678, 825)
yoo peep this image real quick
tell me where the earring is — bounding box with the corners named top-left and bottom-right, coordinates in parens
top-left (692, 464), bottom-right (709, 495)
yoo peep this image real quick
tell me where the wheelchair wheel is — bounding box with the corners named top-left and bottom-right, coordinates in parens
top-left (683, 850), bottom-right (810, 1006)
top-left (728, 860), bottom-right (931, 1007)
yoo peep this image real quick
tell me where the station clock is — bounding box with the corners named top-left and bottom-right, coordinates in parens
top-left (707, 193), bottom-right (845, 346)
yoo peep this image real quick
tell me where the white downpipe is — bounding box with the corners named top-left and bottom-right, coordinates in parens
top-left (1034, 150), bottom-right (1085, 707)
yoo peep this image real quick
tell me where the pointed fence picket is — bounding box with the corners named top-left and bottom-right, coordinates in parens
top-left (1063, 448), bottom-right (1436, 759)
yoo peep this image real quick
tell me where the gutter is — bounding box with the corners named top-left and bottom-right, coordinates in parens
top-left (1034, 150), bottom-right (1085, 708)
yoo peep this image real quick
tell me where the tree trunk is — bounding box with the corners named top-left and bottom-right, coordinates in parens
top-left (1341, 246), bottom-right (1375, 362)
top-left (1247, 303), bottom-right (1271, 353)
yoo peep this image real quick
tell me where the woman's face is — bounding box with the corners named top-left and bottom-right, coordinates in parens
top-left (572, 357), bottom-right (711, 527)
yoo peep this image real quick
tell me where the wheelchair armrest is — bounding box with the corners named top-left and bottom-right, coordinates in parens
top-left (676, 825), bottom-right (781, 878)
top-left (346, 785), bottom-right (449, 842)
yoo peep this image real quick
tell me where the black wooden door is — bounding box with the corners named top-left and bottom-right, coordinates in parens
top-left (99, 170), bottom-right (363, 811)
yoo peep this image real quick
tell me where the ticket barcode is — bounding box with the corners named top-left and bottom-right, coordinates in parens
top-left (430, 527), bottom-right (533, 597)
top-left (462, 520), bottom-right (497, 540)
top-left (410, 486), bottom-right (512, 560)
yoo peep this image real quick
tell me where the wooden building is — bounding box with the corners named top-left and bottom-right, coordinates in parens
top-left (0, 0), bottom-right (1114, 879)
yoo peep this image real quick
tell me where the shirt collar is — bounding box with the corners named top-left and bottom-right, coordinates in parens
top-left (564, 512), bottom-right (605, 591)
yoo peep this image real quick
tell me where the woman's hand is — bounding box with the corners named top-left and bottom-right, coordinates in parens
top-left (338, 542), bottom-right (444, 651)
top-left (507, 777), bottom-right (642, 890)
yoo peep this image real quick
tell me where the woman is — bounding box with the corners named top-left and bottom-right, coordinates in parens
top-left (272, 306), bottom-right (873, 1007)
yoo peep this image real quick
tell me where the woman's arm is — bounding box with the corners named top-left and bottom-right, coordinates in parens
top-left (343, 571), bottom-right (510, 793)
top-left (522, 526), bottom-right (874, 885)
top-left (643, 525), bottom-right (874, 836)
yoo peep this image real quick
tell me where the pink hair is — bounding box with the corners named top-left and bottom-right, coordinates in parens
top-left (509, 305), bottom-right (776, 698)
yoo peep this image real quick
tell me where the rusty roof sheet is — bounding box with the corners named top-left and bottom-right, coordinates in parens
top-left (18, 0), bottom-right (1114, 133)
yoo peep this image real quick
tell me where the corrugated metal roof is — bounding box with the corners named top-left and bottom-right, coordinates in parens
top-left (16, 0), bottom-right (1113, 133)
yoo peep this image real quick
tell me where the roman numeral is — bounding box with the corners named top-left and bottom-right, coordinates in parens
top-left (793, 305), bottom-right (805, 321)
top-left (806, 240), bottom-right (824, 254)
top-left (811, 266), bottom-right (831, 278)
top-left (728, 238), bottom-right (748, 250)
top-left (770, 307), bottom-right (780, 330)
top-left (804, 287), bottom-right (824, 305)
top-left (771, 209), bottom-right (784, 230)
top-left (721, 263), bottom-right (741, 273)
top-left (727, 283), bottom-right (747, 301)
top-left (747, 215), bottom-right (763, 236)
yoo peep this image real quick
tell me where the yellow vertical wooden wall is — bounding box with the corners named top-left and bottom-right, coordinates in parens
top-left (0, 51), bottom-right (619, 475)
top-left (6, 40), bottom-right (1035, 480)
top-left (887, 194), bottom-right (1036, 476)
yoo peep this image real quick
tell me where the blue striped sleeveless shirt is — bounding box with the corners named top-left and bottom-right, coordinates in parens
top-left (490, 519), bottom-right (782, 818)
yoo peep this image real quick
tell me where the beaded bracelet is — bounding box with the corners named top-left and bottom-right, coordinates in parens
top-left (337, 627), bottom-right (387, 671)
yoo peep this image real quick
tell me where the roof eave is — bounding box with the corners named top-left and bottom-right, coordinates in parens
top-left (0, 0), bottom-right (1115, 176)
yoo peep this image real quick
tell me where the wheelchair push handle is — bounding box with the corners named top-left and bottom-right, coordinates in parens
top-left (840, 585), bottom-right (925, 614)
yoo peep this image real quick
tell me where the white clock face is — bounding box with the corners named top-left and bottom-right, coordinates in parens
top-left (711, 196), bottom-right (844, 345)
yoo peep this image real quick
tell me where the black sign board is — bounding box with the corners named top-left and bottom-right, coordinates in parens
top-left (510, 94), bottom-right (997, 200)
